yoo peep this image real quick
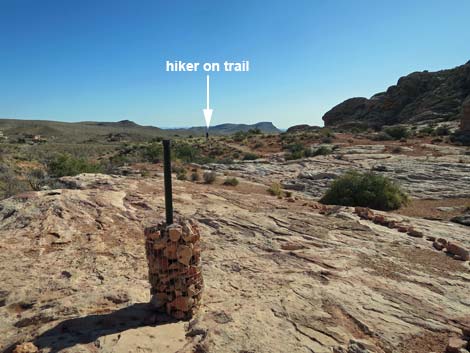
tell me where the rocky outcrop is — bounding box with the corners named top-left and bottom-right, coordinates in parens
top-left (323, 61), bottom-right (470, 128)
top-left (286, 124), bottom-right (322, 133)
top-left (0, 172), bottom-right (469, 353)
top-left (461, 97), bottom-right (470, 132)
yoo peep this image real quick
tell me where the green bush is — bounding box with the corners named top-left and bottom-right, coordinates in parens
top-left (383, 126), bottom-right (410, 140)
top-left (285, 143), bottom-right (306, 160)
top-left (174, 143), bottom-right (199, 163)
top-left (248, 128), bottom-right (261, 135)
top-left (233, 131), bottom-right (248, 142)
top-left (0, 166), bottom-right (30, 199)
top-left (223, 177), bottom-right (239, 186)
top-left (243, 152), bottom-right (259, 160)
top-left (47, 154), bottom-right (103, 177)
top-left (203, 171), bottom-right (217, 184)
top-left (267, 182), bottom-right (284, 197)
top-left (144, 143), bottom-right (163, 163)
top-left (320, 171), bottom-right (409, 211)
top-left (311, 146), bottom-right (332, 157)
top-left (285, 151), bottom-right (303, 160)
top-left (286, 143), bottom-right (304, 154)
top-left (320, 128), bottom-right (335, 138)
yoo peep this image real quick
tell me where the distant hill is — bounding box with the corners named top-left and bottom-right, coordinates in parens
top-left (169, 122), bottom-right (280, 135)
top-left (322, 60), bottom-right (470, 129)
top-left (0, 119), bottom-right (280, 143)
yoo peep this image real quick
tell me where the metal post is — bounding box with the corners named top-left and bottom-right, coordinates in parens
top-left (163, 140), bottom-right (173, 225)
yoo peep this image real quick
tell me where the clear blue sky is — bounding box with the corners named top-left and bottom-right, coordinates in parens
top-left (1, 0), bottom-right (469, 129)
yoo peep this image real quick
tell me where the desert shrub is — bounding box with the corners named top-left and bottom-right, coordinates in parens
top-left (47, 153), bottom-right (103, 177)
top-left (203, 171), bottom-right (217, 184)
top-left (0, 166), bottom-right (30, 199)
top-left (176, 169), bottom-right (187, 180)
top-left (320, 128), bottom-right (335, 138)
top-left (383, 126), bottom-right (410, 140)
top-left (223, 177), bottom-right (239, 186)
top-left (321, 136), bottom-right (333, 144)
top-left (232, 152), bottom-right (240, 159)
top-left (218, 157), bottom-right (234, 164)
top-left (311, 146), bottom-right (332, 157)
top-left (253, 141), bottom-right (264, 149)
top-left (190, 171), bottom-right (200, 182)
top-left (320, 171), bottom-right (408, 211)
top-left (174, 143), bottom-right (199, 163)
top-left (419, 126), bottom-right (435, 135)
top-left (372, 132), bottom-right (393, 141)
top-left (285, 151), bottom-right (303, 160)
top-left (434, 125), bottom-right (450, 136)
top-left (144, 143), bottom-right (163, 163)
top-left (248, 128), bottom-right (261, 135)
top-left (391, 146), bottom-right (403, 154)
top-left (285, 143), bottom-right (306, 160)
top-left (233, 131), bottom-right (248, 142)
top-left (286, 143), bottom-right (304, 153)
top-left (26, 169), bottom-right (47, 191)
top-left (243, 152), bottom-right (259, 160)
top-left (267, 182), bottom-right (284, 197)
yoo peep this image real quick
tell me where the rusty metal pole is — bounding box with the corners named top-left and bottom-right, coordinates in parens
top-left (163, 139), bottom-right (173, 225)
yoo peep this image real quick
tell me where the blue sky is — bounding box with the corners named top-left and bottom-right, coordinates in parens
top-left (0, 0), bottom-right (469, 129)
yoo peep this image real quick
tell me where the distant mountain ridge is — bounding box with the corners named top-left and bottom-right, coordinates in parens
top-left (168, 122), bottom-right (280, 135)
top-left (322, 60), bottom-right (470, 129)
top-left (0, 118), bottom-right (280, 143)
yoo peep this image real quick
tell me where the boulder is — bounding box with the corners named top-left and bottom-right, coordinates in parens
top-left (451, 214), bottom-right (470, 227)
top-left (446, 242), bottom-right (470, 261)
top-left (446, 336), bottom-right (467, 353)
top-left (407, 229), bottom-right (424, 238)
top-left (13, 343), bottom-right (38, 353)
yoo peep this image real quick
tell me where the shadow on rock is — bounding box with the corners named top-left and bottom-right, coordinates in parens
top-left (32, 303), bottom-right (176, 353)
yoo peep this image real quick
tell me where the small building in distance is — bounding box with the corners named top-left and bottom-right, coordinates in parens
top-left (17, 134), bottom-right (47, 144)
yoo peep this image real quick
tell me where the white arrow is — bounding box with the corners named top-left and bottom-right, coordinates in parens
top-left (202, 75), bottom-right (213, 129)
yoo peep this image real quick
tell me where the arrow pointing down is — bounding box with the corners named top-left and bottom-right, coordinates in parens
top-left (203, 75), bottom-right (213, 128)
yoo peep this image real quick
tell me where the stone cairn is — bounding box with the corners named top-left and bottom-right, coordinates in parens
top-left (144, 218), bottom-right (203, 319)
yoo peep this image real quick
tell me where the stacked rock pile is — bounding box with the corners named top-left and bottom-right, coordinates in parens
top-left (144, 218), bottom-right (203, 319)
top-left (355, 207), bottom-right (470, 261)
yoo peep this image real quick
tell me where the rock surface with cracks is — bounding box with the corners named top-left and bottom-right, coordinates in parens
top-left (0, 173), bottom-right (469, 353)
